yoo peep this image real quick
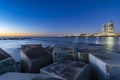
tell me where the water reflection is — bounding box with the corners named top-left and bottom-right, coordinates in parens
top-left (95, 37), bottom-right (99, 44)
top-left (105, 37), bottom-right (114, 50)
top-left (85, 37), bottom-right (88, 43)
top-left (73, 37), bottom-right (79, 43)
top-left (119, 37), bottom-right (120, 44)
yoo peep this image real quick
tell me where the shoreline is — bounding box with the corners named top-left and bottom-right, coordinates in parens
top-left (0, 37), bottom-right (31, 40)
top-left (62, 36), bottom-right (120, 38)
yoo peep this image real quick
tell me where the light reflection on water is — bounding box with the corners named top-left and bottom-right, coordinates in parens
top-left (119, 37), bottom-right (120, 44)
top-left (105, 37), bottom-right (114, 50)
top-left (85, 37), bottom-right (88, 43)
top-left (95, 37), bottom-right (99, 44)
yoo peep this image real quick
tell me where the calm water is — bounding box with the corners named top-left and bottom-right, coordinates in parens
top-left (0, 37), bottom-right (120, 62)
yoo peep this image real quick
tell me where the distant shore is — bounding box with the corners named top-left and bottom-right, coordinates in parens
top-left (62, 35), bottom-right (120, 38)
top-left (0, 37), bottom-right (31, 40)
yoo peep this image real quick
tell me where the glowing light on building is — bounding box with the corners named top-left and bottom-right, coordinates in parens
top-left (101, 21), bottom-right (114, 36)
top-left (107, 21), bottom-right (114, 35)
top-left (102, 24), bottom-right (107, 35)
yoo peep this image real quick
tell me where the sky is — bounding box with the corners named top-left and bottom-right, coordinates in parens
top-left (0, 0), bottom-right (120, 36)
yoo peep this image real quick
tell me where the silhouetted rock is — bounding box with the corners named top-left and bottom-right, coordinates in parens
top-left (0, 37), bottom-right (31, 40)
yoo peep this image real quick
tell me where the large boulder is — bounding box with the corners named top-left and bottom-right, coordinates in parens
top-left (0, 48), bottom-right (18, 75)
top-left (21, 44), bottom-right (52, 73)
top-left (52, 46), bottom-right (78, 62)
top-left (0, 72), bottom-right (62, 80)
top-left (0, 48), bottom-right (11, 60)
top-left (45, 45), bottom-right (55, 53)
top-left (0, 57), bottom-right (18, 75)
top-left (40, 60), bottom-right (90, 80)
top-left (89, 52), bottom-right (120, 80)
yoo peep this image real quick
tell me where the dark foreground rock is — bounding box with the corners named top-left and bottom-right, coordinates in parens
top-left (52, 46), bottom-right (78, 62)
top-left (0, 48), bottom-right (11, 60)
top-left (0, 72), bottom-right (62, 80)
top-left (0, 48), bottom-right (18, 75)
top-left (89, 52), bottom-right (120, 80)
top-left (40, 60), bottom-right (90, 80)
top-left (21, 44), bottom-right (52, 73)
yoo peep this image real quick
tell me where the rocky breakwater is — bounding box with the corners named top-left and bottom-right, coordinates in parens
top-left (0, 37), bottom-right (31, 40)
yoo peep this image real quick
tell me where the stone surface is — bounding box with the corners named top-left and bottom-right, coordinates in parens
top-left (0, 72), bottom-right (35, 80)
top-left (0, 48), bottom-right (11, 60)
top-left (0, 57), bottom-right (18, 75)
top-left (52, 46), bottom-right (78, 62)
top-left (89, 52), bottom-right (120, 80)
top-left (21, 44), bottom-right (52, 73)
top-left (0, 72), bottom-right (62, 80)
top-left (40, 60), bottom-right (90, 80)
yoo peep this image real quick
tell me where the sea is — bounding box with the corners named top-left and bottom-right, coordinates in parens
top-left (0, 37), bottom-right (120, 62)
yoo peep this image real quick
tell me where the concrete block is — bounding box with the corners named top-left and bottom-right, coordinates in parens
top-left (21, 44), bottom-right (52, 73)
top-left (89, 52), bottom-right (120, 80)
top-left (40, 60), bottom-right (90, 80)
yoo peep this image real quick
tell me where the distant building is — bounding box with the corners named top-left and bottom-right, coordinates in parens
top-left (101, 21), bottom-right (114, 36)
top-left (107, 21), bottom-right (114, 35)
top-left (102, 24), bottom-right (107, 35)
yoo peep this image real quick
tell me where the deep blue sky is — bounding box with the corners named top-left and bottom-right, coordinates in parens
top-left (0, 0), bottom-right (120, 36)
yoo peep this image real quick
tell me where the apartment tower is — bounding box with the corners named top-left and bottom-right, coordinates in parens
top-left (102, 24), bottom-right (107, 35)
top-left (107, 21), bottom-right (114, 35)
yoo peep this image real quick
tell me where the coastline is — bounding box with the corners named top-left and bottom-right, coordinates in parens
top-left (62, 35), bottom-right (120, 38)
top-left (0, 37), bottom-right (31, 40)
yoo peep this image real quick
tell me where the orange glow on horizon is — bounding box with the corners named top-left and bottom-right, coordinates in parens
top-left (0, 33), bottom-right (42, 37)
top-left (0, 33), bottom-right (58, 37)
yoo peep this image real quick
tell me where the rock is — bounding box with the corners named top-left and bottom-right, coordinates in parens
top-left (89, 52), bottom-right (120, 80)
top-left (0, 57), bottom-right (18, 75)
top-left (21, 44), bottom-right (52, 73)
top-left (0, 48), bottom-right (11, 60)
top-left (0, 72), bottom-right (62, 80)
top-left (40, 60), bottom-right (90, 80)
top-left (52, 46), bottom-right (78, 62)
top-left (45, 45), bottom-right (55, 53)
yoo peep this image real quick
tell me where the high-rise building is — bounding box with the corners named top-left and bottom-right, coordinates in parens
top-left (102, 24), bottom-right (107, 35)
top-left (101, 21), bottom-right (114, 36)
top-left (107, 21), bottom-right (114, 35)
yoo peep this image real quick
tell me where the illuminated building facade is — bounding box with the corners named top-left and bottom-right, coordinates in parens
top-left (102, 24), bottom-right (107, 35)
top-left (107, 21), bottom-right (114, 35)
top-left (102, 21), bottom-right (114, 36)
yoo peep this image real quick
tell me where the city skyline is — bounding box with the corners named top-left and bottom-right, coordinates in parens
top-left (0, 0), bottom-right (120, 36)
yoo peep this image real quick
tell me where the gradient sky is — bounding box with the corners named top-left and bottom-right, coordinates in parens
top-left (0, 0), bottom-right (120, 36)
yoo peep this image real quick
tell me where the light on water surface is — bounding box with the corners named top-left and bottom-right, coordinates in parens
top-left (95, 37), bottom-right (99, 44)
top-left (105, 37), bottom-right (114, 50)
